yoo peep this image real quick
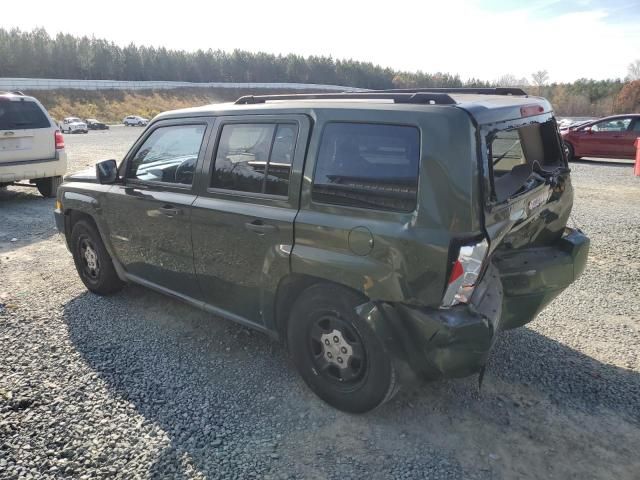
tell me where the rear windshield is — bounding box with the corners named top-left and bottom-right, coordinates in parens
top-left (312, 122), bottom-right (420, 212)
top-left (488, 120), bottom-right (563, 202)
top-left (0, 100), bottom-right (50, 130)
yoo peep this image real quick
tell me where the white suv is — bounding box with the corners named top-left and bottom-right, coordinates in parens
top-left (59, 117), bottom-right (88, 134)
top-left (123, 115), bottom-right (149, 126)
top-left (0, 92), bottom-right (67, 197)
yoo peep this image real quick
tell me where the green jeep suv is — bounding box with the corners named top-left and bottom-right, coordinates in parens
top-left (54, 89), bottom-right (589, 413)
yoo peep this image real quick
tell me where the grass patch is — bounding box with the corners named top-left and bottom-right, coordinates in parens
top-left (25, 88), bottom-right (316, 124)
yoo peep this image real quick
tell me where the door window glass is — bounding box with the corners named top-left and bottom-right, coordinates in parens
top-left (211, 123), bottom-right (297, 196)
top-left (312, 122), bottom-right (420, 212)
top-left (591, 119), bottom-right (631, 132)
top-left (128, 124), bottom-right (206, 185)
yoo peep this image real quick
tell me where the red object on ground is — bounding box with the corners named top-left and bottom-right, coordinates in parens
top-left (635, 138), bottom-right (640, 177)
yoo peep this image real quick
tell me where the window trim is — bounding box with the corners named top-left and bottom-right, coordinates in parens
top-left (207, 118), bottom-right (300, 200)
top-left (310, 120), bottom-right (422, 213)
top-left (122, 120), bottom-right (209, 190)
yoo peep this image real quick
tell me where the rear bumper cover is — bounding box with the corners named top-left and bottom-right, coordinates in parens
top-left (0, 151), bottom-right (67, 183)
top-left (359, 228), bottom-right (589, 380)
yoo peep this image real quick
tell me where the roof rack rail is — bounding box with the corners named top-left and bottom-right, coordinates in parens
top-left (368, 87), bottom-right (528, 96)
top-left (235, 92), bottom-right (457, 105)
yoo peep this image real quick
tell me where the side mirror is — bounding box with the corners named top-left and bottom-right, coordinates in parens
top-left (96, 159), bottom-right (118, 184)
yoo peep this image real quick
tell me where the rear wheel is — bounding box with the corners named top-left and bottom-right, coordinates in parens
top-left (35, 176), bottom-right (62, 198)
top-left (71, 220), bottom-right (124, 295)
top-left (287, 283), bottom-right (398, 413)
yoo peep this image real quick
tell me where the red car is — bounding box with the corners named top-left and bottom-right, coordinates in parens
top-left (561, 114), bottom-right (640, 160)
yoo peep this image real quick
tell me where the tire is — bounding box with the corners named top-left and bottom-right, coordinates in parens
top-left (70, 220), bottom-right (125, 295)
top-left (287, 283), bottom-right (398, 413)
top-left (563, 141), bottom-right (575, 161)
top-left (35, 176), bottom-right (62, 198)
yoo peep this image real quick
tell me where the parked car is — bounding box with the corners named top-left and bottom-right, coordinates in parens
top-left (123, 115), bottom-right (148, 126)
top-left (54, 89), bottom-right (589, 413)
top-left (59, 117), bottom-right (88, 134)
top-left (0, 91), bottom-right (67, 197)
top-left (561, 114), bottom-right (640, 160)
top-left (86, 118), bottom-right (109, 130)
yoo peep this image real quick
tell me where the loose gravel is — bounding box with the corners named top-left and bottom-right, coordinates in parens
top-left (0, 129), bottom-right (639, 479)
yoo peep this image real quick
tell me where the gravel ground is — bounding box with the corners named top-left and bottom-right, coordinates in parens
top-left (1, 128), bottom-right (639, 479)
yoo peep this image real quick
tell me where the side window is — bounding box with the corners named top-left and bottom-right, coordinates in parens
top-left (312, 123), bottom-right (420, 212)
top-left (128, 124), bottom-right (206, 185)
top-left (630, 120), bottom-right (640, 132)
top-left (211, 123), bottom-right (297, 196)
top-left (591, 118), bottom-right (631, 132)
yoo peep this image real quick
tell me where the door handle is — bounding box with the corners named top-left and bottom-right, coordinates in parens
top-left (158, 205), bottom-right (181, 217)
top-left (244, 220), bottom-right (277, 234)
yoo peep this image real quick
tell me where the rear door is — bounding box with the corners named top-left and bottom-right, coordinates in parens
top-left (191, 114), bottom-right (310, 328)
top-left (621, 117), bottom-right (640, 158)
top-left (103, 118), bottom-right (212, 298)
top-left (0, 97), bottom-right (54, 164)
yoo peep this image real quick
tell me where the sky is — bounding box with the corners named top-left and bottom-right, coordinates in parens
top-left (5, 0), bottom-right (640, 83)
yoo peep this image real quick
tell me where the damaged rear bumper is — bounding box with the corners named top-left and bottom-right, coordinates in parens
top-left (357, 264), bottom-right (503, 380)
top-left (494, 227), bottom-right (589, 330)
top-left (357, 228), bottom-right (589, 381)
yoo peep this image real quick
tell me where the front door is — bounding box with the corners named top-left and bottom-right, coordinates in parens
top-left (104, 119), bottom-right (212, 299)
top-left (191, 115), bottom-right (310, 328)
top-left (585, 117), bottom-right (633, 157)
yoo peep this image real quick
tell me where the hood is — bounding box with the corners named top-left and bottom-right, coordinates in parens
top-left (64, 166), bottom-right (97, 183)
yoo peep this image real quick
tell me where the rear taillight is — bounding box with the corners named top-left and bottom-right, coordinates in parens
top-left (442, 238), bottom-right (489, 307)
top-left (55, 130), bottom-right (64, 150)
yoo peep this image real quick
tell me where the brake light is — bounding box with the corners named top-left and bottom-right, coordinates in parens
top-left (442, 238), bottom-right (489, 307)
top-left (448, 260), bottom-right (464, 284)
top-left (54, 130), bottom-right (64, 149)
top-left (520, 105), bottom-right (544, 117)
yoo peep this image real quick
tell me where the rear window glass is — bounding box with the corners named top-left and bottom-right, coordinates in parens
top-left (312, 123), bottom-right (420, 212)
top-left (489, 120), bottom-right (563, 202)
top-left (0, 100), bottom-right (50, 130)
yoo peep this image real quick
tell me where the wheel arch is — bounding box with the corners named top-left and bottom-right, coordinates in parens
top-left (63, 208), bottom-right (128, 281)
top-left (274, 273), bottom-right (368, 347)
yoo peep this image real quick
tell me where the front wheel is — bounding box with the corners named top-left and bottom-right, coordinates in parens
top-left (563, 141), bottom-right (576, 161)
top-left (71, 220), bottom-right (125, 295)
top-left (287, 283), bottom-right (398, 413)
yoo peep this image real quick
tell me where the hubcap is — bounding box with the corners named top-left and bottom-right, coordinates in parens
top-left (80, 238), bottom-right (100, 279)
top-left (320, 329), bottom-right (353, 369)
top-left (310, 314), bottom-right (366, 384)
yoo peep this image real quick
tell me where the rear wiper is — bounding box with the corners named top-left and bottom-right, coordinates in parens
top-left (492, 139), bottom-right (521, 166)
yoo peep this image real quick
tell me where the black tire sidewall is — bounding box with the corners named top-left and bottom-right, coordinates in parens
top-left (35, 176), bottom-right (62, 198)
top-left (71, 220), bottom-right (123, 295)
top-left (563, 141), bottom-right (574, 161)
top-left (288, 284), bottom-right (395, 413)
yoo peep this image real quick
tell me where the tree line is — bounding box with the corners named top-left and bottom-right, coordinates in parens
top-left (0, 28), bottom-right (638, 116)
top-left (0, 28), bottom-right (462, 88)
